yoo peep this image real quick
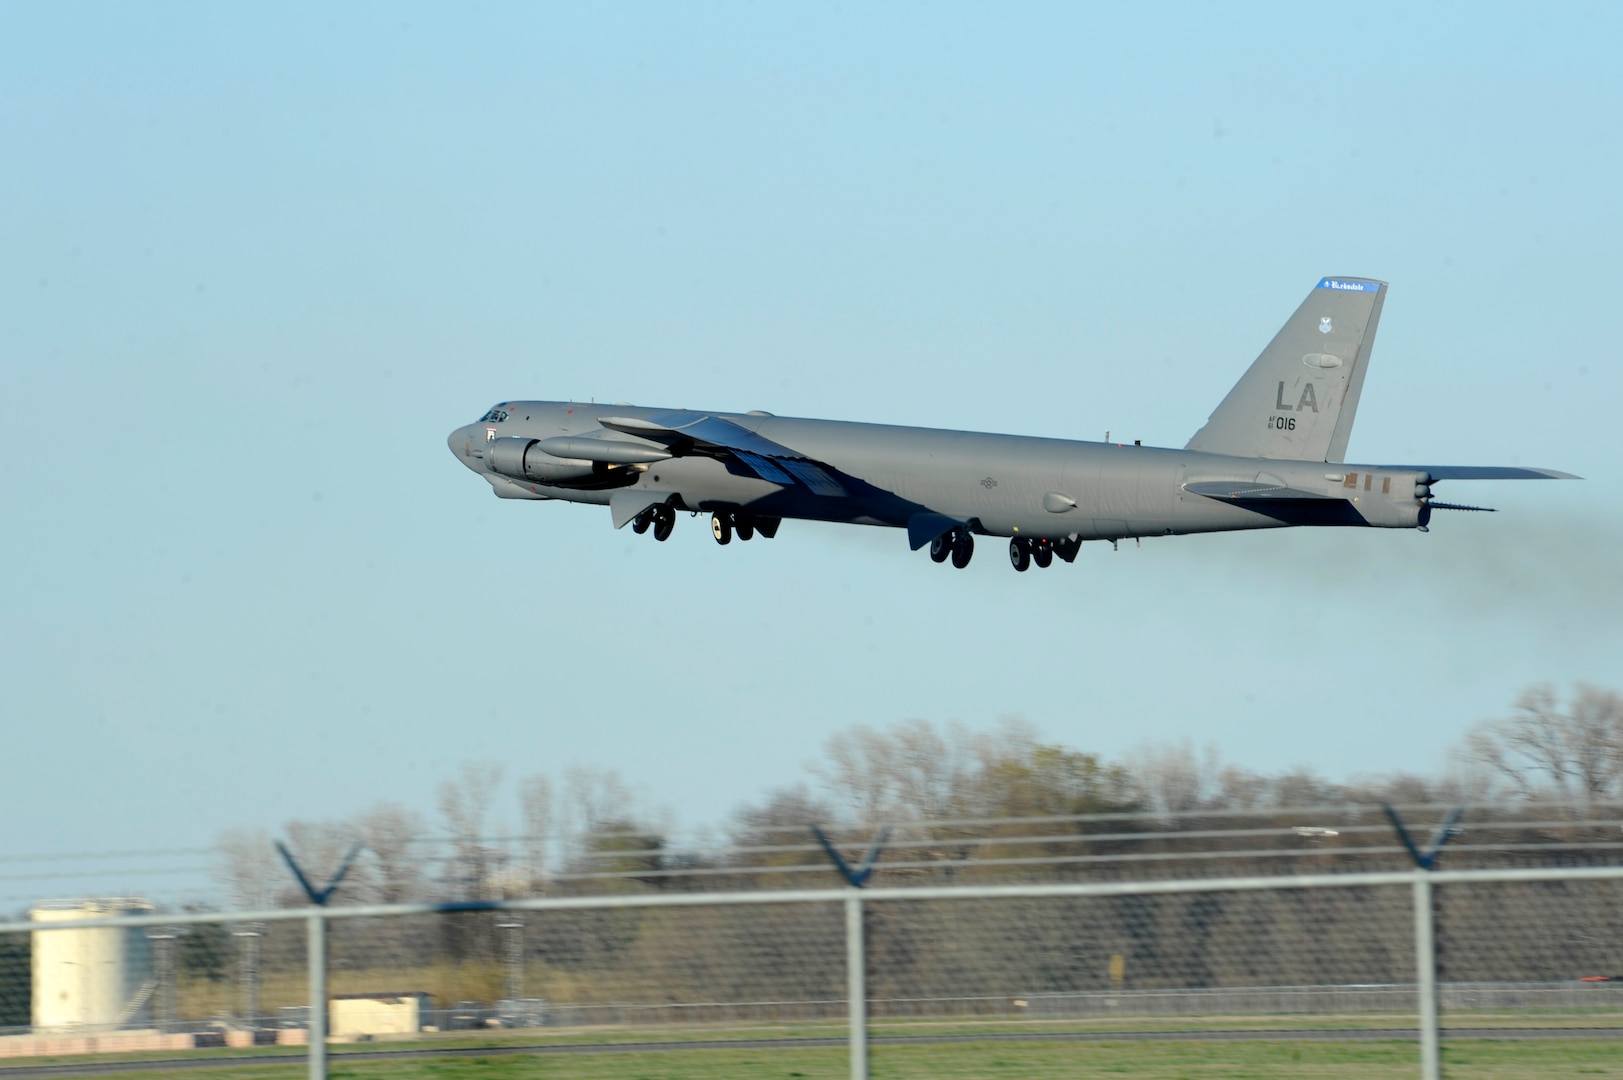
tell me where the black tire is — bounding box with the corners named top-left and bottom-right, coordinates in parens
top-left (951, 531), bottom-right (974, 569)
top-left (1033, 542), bottom-right (1053, 569)
top-left (736, 520), bottom-right (755, 541)
top-left (1009, 538), bottom-right (1030, 572)
top-left (631, 510), bottom-right (652, 535)
top-left (711, 513), bottom-right (732, 545)
top-left (653, 508), bottom-right (675, 542)
top-left (929, 535), bottom-right (951, 563)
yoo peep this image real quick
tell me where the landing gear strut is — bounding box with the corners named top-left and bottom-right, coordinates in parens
top-left (651, 506), bottom-right (675, 542)
top-left (950, 530), bottom-right (974, 568)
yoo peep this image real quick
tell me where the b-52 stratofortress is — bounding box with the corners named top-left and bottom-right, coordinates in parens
top-left (448, 277), bottom-right (1575, 572)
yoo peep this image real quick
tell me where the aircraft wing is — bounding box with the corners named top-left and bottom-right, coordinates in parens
top-left (598, 411), bottom-right (847, 495)
top-left (1383, 465), bottom-right (1580, 481)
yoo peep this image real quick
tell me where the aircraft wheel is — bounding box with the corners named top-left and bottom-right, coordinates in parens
top-left (1033, 541), bottom-right (1053, 569)
top-left (951, 530), bottom-right (974, 569)
top-left (736, 519), bottom-right (755, 542)
top-left (652, 507), bottom-right (675, 542)
top-left (711, 513), bottom-right (733, 545)
top-left (631, 509), bottom-right (653, 535)
top-left (1009, 538), bottom-right (1030, 573)
top-left (929, 534), bottom-right (952, 563)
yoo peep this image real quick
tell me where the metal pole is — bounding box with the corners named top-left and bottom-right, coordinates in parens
top-left (1413, 873), bottom-right (1440, 1080)
top-left (307, 911), bottom-right (326, 1080)
top-left (845, 894), bottom-right (868, 1080)
top-left (235, 924), bottom-right (263, 1028)
top-left (499, 919), bottom-right (524, 1001)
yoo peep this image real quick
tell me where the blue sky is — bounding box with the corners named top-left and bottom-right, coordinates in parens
top-left (3, 3), bottom-right (1620, 883)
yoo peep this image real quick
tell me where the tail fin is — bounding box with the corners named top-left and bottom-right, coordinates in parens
top-left (1185, 277), bottom-right (1387, 462)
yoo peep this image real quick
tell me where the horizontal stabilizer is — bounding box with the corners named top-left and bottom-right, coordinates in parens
top-left (1386, 465), bottom-right (1580, 481)
top-left (1184, 481), bottom-right (1336, 501)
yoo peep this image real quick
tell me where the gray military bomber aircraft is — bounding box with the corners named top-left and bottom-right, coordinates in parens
top-left (448, 277), bottom-right (1574, 571)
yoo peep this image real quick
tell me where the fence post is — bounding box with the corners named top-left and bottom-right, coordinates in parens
top-left (845, 893), bottom-right (868, 1080)
top-left (308, 910), bottom-right (327, 1080)
top-left (1412, 872), bottom-right (1440, 1080)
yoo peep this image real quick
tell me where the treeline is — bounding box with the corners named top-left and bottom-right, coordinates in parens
top-left (215, 682), bottom-right (1623, 908)
top-left (172, 682), bottom-right (1623, 1016)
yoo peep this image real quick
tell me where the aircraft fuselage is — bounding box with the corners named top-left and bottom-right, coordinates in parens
top-left (448, 401), bottom-right (1428, 543)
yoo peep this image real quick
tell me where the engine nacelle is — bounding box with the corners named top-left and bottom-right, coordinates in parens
top-left (486, 437), bottom-right (595, 484)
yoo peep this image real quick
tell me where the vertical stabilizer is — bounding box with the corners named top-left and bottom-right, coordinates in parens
top-left (1185, 277), bottom-right (1386, 462)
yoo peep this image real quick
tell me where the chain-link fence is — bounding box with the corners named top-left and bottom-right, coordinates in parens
top-left (2, 867), bottom-right (1621, 1078)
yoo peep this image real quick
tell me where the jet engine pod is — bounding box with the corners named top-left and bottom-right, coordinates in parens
top-left (486, 437), bottom-right (595, 484)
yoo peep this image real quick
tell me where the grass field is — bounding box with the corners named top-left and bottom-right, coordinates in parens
top-left (6, 1038), bottom-right (1623, 1079)
top-left (5, 1019), bottom-right (1623, 1080)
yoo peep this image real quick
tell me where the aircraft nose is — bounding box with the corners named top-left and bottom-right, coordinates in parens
top-left (448, 425), bottom-right (478, 469)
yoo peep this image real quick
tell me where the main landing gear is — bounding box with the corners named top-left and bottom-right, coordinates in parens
top-left (632, 506), bottom-right (677, 542)
top-left (633, 507), bottom-right (779, 546)
top-left (710, 511), bottom-right (778, 546)
top-left (1009, 535), bottom-right (1082, 572)
top-left (928, 527), bottom-right (975, 569)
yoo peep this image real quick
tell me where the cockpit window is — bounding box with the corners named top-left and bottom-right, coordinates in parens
top-left (480, 408), bottom-right (510, 423)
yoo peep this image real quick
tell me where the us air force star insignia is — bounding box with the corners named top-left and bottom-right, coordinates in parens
top-left (1319, 317), bottom-right (1333, 335)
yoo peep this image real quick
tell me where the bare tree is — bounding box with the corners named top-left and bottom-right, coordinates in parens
top-left (438, 761), bottom-right (506, 899)
top-left (560, 767), bottom-right (638, 858)
top-left (1462, 683), bottom-right (1623, 805)
top-left (814, 719), bottom-right (980, 823)
top-left (213, 828), bottom-right (281, 910)
top-left (355, 801), bottom-right (426, 904)
top-left (1128, 740), bottom-right (1225, 818)
top-left (519, 773), bottom-right (554, 889)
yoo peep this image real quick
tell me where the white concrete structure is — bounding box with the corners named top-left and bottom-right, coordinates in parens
top-left (30, 900), bottom-right (154, 1032)
top-left (329, 993), bottom-right (429, 1039)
